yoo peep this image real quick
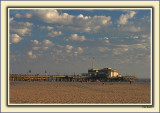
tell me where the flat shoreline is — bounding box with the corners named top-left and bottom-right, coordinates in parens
top-left (9, 81), bottom-right (151, 104)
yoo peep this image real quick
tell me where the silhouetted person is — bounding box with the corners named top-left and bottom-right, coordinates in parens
top-left (130, 80), bottom-right (132, 84)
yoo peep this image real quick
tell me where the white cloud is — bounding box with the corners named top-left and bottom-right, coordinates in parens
top-left (31, 10), bottom-right (112, 33)
top-left (112, 43), bottom-right (147, 56)
top-left (67, 34), bottom-right (86, 41)
top-left (134, 44), bottom-right (146, 49)
top-left (102, 20), bottom-right (108, 24)
top-left (27, 51), bottom-right (37, 59)
top-left (43, 40), bottom-right (53, 46)
top-left (28, 40), bottom-right (54, 59)
top-left (102, 37), bottom-right (110, 44)
top-left (93, 26), bottom-right (101, 32)
top-left (118, 11), bottom-right (136, 25)
top-left (121, 26), bottom-right (141, 32)
top-left (15, 13), bottom-right (32, 18)
top-left (42, 46), bottom-right (49, 51)
top-left (35, 9), bottom-right (74, 24)
top-left (10, 21), bottom-right (33, 36)
top-left (111, 42), bottom-right (146, 56)
top-left (72, 15), bottom-right (112, 32)
top-left (113, 48), bottom-right (128, 55)
top-left (11, 28), bottom-right (30, 36)
top-left (66, 45), bottom-right (73, 50)
top-left (117, 43), bottom-right (146, 49)
top-left (73, 47), bottom-right (84, 56)
top-left (39, 26), bottom-right (54, 31)
top-left (66, 45), bottom-right (73, 53)
top-left (32, 47), bottom-right (40, 50)
top-left (32, 39), bottom-right (54, 46)
top-left (15, 10), bottom-right (77, 26)
top-left (78, 47), bottom-right (83, 53)
top-left (48, 31), bottom-right (62, 37)
top-left (90, 16), bottom-right (111, 25)
top-left (25, 13), bottom-right (32, 18)
top-left (12, 10), bottom-right (112, 34)
top-left (15, 14), bottom-right (23, 18)
top-left (66, 50), bottom-right (72, 53)
top-left (51, 45), bottom-right (85, 57)
top-left (31, 40), bottom-right (54, 52)
top-left (98, 47), bottom-right (110, 52)
top-left (74, 51), bottom-right (78, 56)
top-left (133, 36), bottom-right (138, 39)
top-left (104, 37), bottom-right (109, 40)
top-left (10, 34), bottom-right (22, 44)
top-left (28, 51), bottom-right (33, 56)
top-left (32, 40), bottom-right (39, 45)
top-left (10, 17), bottom-right (14, 22)
top-left (105, 40), bottom-right (110, 43)
top-left (77, 14), bottom-right (91, 20)
top-left (84, 27), bottom-right (91, 32)
top-left (141, 34), bottom-right (150, 40)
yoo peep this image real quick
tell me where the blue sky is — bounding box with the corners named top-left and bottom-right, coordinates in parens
top-left (9, 8), bottom-right (152, 78)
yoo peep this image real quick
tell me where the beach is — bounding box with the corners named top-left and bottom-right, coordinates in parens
top-left (9, 81), bottom-right (151, 104)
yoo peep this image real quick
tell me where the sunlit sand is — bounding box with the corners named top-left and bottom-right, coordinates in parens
top-left (9, 81), bottom-right (150, 104)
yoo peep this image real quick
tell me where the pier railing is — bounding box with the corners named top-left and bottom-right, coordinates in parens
top-left (9, 74), bottom-right (90, 82)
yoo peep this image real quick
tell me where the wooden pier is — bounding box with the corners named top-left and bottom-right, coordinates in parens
top-left (9, 74), bottom-right (90, 82)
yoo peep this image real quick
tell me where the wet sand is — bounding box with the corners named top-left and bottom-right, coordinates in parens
top-left (9, 81), bottom-right (151, 104)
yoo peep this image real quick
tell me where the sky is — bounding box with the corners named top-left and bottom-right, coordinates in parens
top-left (9, 8), bottom-right (152, 78)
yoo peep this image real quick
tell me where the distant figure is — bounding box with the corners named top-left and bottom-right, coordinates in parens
top-left (102, 82), bottom-right (106, 85)
top-left (130, 80), bottom-right (132, 84)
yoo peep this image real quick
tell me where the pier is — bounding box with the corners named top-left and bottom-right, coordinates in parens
top-left (9, 74), bottom-right (137, 82)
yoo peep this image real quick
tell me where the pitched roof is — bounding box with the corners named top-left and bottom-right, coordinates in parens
top-left (101, 68), bottom-right (119, 72)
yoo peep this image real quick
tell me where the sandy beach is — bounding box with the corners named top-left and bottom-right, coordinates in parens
top-left (9, 81), bottom-right (151, 104)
